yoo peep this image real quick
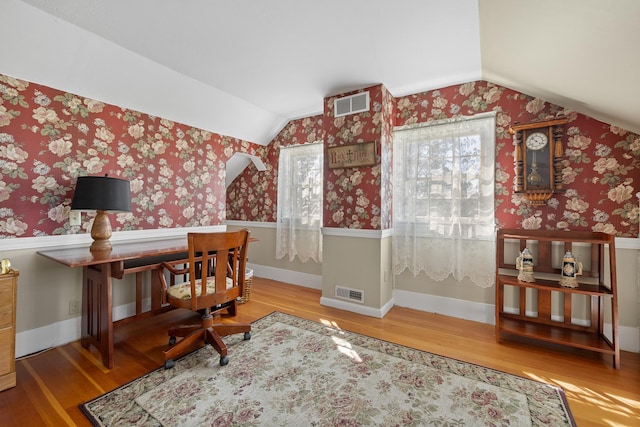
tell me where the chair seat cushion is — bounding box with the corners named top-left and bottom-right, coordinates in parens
top-left (167, 277), bottom-right (234, 300)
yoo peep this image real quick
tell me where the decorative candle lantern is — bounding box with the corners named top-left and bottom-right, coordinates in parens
top-left (559, 251), bottom-right (582, 288)
top-left (516, 248), bottom-right (535, 282)
top-left (0, 258), bottom-right (10, 274)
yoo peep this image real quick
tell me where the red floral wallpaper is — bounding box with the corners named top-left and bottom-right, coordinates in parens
top-left (323, 85), bottom-right (395, 229)
top-left (0, 73), bottom-right (262, 238)
top-left (225, 116), bottom-right (325, 223)
top-left (227, 84), bottom-right (397, 230)
top-left (227, 81), bottom-right (640, 237)
top-left (2, 72), bottom-right (637, 239)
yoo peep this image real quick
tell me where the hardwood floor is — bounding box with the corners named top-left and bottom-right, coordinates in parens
top-left (1, 277), bottom-right (638, 426)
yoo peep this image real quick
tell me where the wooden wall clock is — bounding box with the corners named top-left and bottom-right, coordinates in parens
top-left (510, 117), bottom-right (568, 205)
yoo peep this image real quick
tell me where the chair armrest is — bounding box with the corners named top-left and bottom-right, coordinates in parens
top-left (160, 260), bottom-right (190, 276)
top-left (157, 258), bottom-right (192, 292)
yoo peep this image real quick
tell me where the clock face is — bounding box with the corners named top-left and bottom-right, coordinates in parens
top-left (525, 131), bottom-right (548, 150)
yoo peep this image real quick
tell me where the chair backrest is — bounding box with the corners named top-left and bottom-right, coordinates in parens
top-left (183, 229), bottom-right (249, 311)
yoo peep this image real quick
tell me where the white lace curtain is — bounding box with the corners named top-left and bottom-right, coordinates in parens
top-left (276, 142), bottom-right (323, 263)
top-left (392, 113), bottom-right (496, 288)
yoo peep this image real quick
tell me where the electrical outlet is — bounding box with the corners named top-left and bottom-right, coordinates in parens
top-left (68, 299), bottom-right (81, 315)
top-left (69, 211), bottom-right (81, 226)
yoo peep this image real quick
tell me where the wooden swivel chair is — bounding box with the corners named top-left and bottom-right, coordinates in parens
top-left (156, 229), bottom-right (252, 369)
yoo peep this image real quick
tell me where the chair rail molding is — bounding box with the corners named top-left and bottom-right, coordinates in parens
top-left (0, 225), bottom-right (227, 251)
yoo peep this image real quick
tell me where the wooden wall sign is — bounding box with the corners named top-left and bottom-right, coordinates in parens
top-left (327, 141), bottom-right (377, 169)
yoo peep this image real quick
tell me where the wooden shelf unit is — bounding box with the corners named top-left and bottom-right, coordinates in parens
top-left (495, 229), bottom-right (619, 368)
top-left (0, 269), bottom-right (18, 391)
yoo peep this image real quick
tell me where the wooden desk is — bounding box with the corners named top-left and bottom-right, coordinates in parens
top-left (38, 238), bottom-right (190, 369)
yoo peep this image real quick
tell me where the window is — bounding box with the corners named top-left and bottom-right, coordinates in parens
top-left (276, 142), bottom-right (323, 262)
top-left (392, 113), bottom-right (496, 287)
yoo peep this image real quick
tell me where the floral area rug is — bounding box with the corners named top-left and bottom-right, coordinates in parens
top-left (80, 311), bottom-right (575, 426)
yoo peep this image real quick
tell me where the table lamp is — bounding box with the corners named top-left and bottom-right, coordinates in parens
top-left (71, 175), bottom-right (132, 251)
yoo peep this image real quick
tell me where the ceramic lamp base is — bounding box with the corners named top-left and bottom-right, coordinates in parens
top-left (90, 210), bottom-right (113, 251)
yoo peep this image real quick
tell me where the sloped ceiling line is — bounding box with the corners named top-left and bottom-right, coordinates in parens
top-left (8, 0), bottom-right (640, 145)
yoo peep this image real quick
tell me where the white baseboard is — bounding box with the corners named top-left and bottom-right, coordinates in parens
top-left (394, 289), bottom-right (495, 325)
top-left (320, 296), bottom-right (394, 319)
top-left (15, 263), bottom-right (321, 358)
top-left (394, 289), bottom-right (640, 353)
top-left (14, 264), bottom-right (322, 358)
top-left (16, 268), bottom-right (639, 358)
top-left (619, 326), bottom-right (640, 353)
top-left (16, 298), bottom-right (151, 359)
top-left (250, 264), bottom-right (397, 318)
top-left (15, 317), bottom-right (81, 358)
top-left (248, 263), bottom-right (322, 290)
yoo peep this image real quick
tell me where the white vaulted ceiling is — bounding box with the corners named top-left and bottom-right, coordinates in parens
top-left (4, 0), bottom-right (640, 145)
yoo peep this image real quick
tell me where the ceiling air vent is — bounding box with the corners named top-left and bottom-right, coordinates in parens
top-left (334, 91), bottom-right (370, 117)
top-left (335, 285), bottom-right (364, 303)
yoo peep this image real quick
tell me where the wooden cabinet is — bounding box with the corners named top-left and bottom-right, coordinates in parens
top-left (495, 229), bottom-right (619, 368)
top-left (0, 269), bottom-right (18, 391)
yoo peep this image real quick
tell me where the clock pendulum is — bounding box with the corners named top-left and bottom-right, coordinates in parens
top-left (527, 150), bottom-right (542, 187)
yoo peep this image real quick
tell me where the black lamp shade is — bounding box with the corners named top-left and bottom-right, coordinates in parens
top-left (71, 176), bottom-right (132, 212)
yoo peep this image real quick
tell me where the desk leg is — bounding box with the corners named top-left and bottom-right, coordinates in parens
top-left (151, 268), bottom-right (165, 310)
top-left (81, 263), bottom-right (114, 369)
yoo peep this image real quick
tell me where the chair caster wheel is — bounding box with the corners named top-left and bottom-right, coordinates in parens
top-left (219, 356), bottom-right (229, 366)
top-left (168, 336), bottom-right (177, 346)
top-left (244, 332), bottom-right (251, 340)
top-left (164, 359), bottom-right (175, 369)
